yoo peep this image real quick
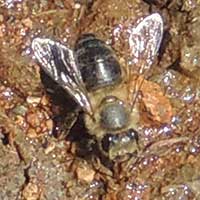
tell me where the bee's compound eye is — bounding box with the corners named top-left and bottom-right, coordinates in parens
top-left (101, 134), bottom-right (114, 152)
top-left (100, 101), bottom-right (129, 130)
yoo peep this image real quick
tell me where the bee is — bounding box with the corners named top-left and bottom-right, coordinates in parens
top-left (31, 13), bottom-right (164, 160)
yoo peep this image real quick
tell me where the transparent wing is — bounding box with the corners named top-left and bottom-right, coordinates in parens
top-left (129, 13), bottom-right (163, 75)
top-left (127, 13), bottom-right (164, 109)
top-left (31, 38), bottom-right (93, 115)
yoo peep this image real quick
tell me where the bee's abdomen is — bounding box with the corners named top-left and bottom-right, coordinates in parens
top-left (74, 34), bottom-right (122, 91)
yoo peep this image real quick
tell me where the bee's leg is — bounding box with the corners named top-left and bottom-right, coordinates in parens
top-left (97, 138), bottom-right (109, 158)
top-left (127, 74), bottom-right (144, 111)
top-left (65, 110), bottom-right (80, 134)
top-left (73, 0), bottom-right (87, 23)
top-left (91, 156), bottom-right (114, 177)
top-left (55, 107), bottom-right (80, 140)
top-left (73, 0), bottom-right (102, 24)
top-left (97, 138), bottom-right (116, 169)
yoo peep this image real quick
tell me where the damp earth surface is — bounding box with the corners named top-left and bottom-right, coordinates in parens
top-left (1, 0), bottom-right (200, 199)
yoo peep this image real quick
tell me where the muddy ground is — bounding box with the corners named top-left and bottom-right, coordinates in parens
top-left (1, 0), bottom-right (200, 199)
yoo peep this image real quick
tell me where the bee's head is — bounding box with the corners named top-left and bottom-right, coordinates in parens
top-left (101, 128), bottom-right (139, 160)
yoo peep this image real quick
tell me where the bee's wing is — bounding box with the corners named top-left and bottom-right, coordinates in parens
top-left (32, 38), bottom-right (93, 115)
top-left (129, 13), bottom-right (163, 75)
top-left (127, 13), bottom-right (164, 109)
